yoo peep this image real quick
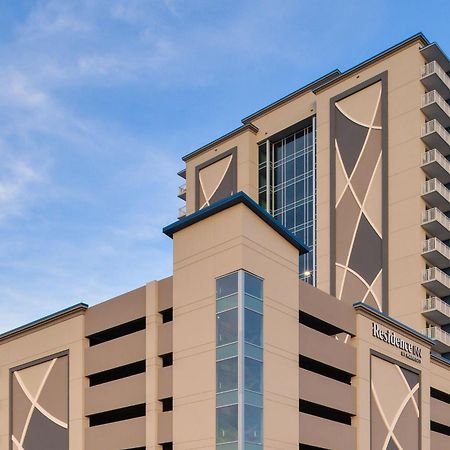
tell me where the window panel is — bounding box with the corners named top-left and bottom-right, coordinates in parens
top-left (217, 357), bottom-right (238, 393)
top-left (217, 273), bottom-right (238, 299)
top-left (245, 358), bottom-right (262, 393)
top-left (244, 309), bottom-right (262, 347)
top-left (217, 404), bottom-right (238, 444)
top-left (244, 405), bottom-right (263, 444)
top-left (217, 309), bottom-right (238, 347)
top-left (244, 273), bottom-right (263, 299)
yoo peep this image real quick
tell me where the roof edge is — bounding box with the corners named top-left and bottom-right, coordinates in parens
top-left (314, 32), bottom-right (429, 94)
top-left (163, 191), bottom-right (309, 254)
top-left (0, 302), bottom-right (88, 344)
top-left (431, 352), bottom-right (450, 368)
top-left (241, 69), bottom-right (341, 124)
top-left (182, 123), bottom-right (259, 162)
top-left (353, 301), bottom-right (434, 347)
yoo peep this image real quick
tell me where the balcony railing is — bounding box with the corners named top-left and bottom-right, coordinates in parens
top-left (422, 237), bottom-right (450, 268)
top-left (177, 183), bottom-right (187, 200)
top-left (421, 149), bottom-right (450, 184)
top-left (423, 297), bottom-right (450, 325)
top-left (423, 326), bottom-right (450, 353)
top-left (177, 205), bottom-right (186, 219)
top-left (421, 90), bottom-right (450, 127)
top-left (421, 208), bottom-right (450, 240)
top-left (422, 267), bottom-right (450, 297)
top-left (421, 61), bottom-right (450, 99)
top-left (421, 120), bottom-right (450, 156)
top-left (422, 178), bottom-right (450, 211)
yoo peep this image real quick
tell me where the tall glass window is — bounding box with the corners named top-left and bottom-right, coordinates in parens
top-left (258, 119), bottom-right (316, 285)
top-left (216, 271), bottom-right (263, 450)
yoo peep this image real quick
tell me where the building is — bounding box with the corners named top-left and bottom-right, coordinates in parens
top-left (1, 32), bottom-right (450, 450)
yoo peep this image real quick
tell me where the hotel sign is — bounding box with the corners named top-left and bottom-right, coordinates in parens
top-left (372, 323), bottom-right (422, 363)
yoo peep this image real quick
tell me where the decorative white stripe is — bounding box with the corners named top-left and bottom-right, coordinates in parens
top-left (199, 155), bottom-right (233, 209)
top-left (11, 435), bottom-right (24, 450)
top-left (396, 365), bottom-right (420, 417)
top-left (335, 101), bottom-right (382, 130)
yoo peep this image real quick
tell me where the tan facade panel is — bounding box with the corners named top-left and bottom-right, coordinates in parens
top-left (299, 324), bottom-right (356, 374)
top-left (158, 411), bottom-right (173, 444)
top-left (85, 416), bottom-right (146, 450)
top-left (299, 412), bottom-right (356, 450)
top-left (431, 430), bottom-right (450, 450)
top-left (157, 322), bottom-right (173, 356)
top-left (85, 330), bottom-right (146, 375)
top-left (431, 397), bottom-right (450, 428)
top-left (299, 280), bottom-right (356, 335)
top-left (84, 373), bottom-right (146, 416)
top-left (158, 276), bottom-right (173, 311)
top-left (85, 286), bottom-right (146, 336)
top-left (158, 366), bottom-right (173, 400)
top-left (299, 368), bottom-right (356, 415)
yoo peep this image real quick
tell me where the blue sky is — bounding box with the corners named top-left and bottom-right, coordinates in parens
top-left (1, 0), bottom-right (449, 332)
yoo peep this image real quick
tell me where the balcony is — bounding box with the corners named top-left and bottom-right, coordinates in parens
top-left (422, 237), bottom-right (450, 269)
top-left (423, 326), bottom-right (450, 354)
top-left (421, 91), bottom-right (450, 128)
top-left (422, 208), bottom-right (450, 240)
top-left (423, 297), bottom-right (450, 326)
top-left (421, 149), bottom-right (450, 184)
top-left (421, 61), bottom-right (450, 101)
top-left (422, 178), bottom-right (450, 211)
top-left (422, 267), bottom-right (450, 297)
top-left (177, 205), bottom-right (186, 220)
top-left (421, 120), bottom-right (450, 156)
top-left (177, 183), bottom-right (186, 200)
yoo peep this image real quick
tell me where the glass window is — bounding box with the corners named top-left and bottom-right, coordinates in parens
top-left (244, 405), bottom-right (263, 443)
top-left (245, 358), bottom-right (262, 392)
top-left (285, 136), bottom-right (294, 158)
top-left (217, 273), bottom-right (238, 298)
top-left (245, 309), bottom-right (262, 347)
top-left (244, 273), bottom-right (262, 299)
top-left (258, 143), bottom-right (267, 165)
top-left (217, 357), bottom-right (238, 392)
top-left (217, 309), bottom-right (238, 346)
top-left (217, 404), bottom-right (238, 443)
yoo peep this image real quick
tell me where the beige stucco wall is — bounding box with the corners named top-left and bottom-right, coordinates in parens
top-left (315, 39), bottom-right (427, 331)
top-left (171, 202), bottom-right (300, 449)
top-left (0, 312), bottom-right (86, 450)
top-left (352, 310), bottom-right (432, 450)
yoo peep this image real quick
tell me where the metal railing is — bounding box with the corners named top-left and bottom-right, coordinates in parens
top-left (422, 178), bottom-right (450, 204)
top-left (422, 119), bottom-right (450, 148)
top-left (178, 183), bottom-right (186, 197)
top-left (422, 267), bottom-right (450, 288)
top-left (422, 90), bottom-right (450, 118)
top-left (422, 61), bottom-right (450, 92)
top-left (177, 205), bottom-right (186, 219)
top-left (423, 296), bottom-right (450, 318)
top-left (423, 237), bottom-right (450, 260)
top-left (422, 207), bottom-right (450, 230)
top-left (422, 148), bottom-right (450, 174)
top-left (423, 326), bottom-right (450, 345)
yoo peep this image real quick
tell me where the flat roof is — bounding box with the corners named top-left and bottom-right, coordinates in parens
top-left (0, 302), bottom-right (88, 344)
top-left (163, 191), bottom-right (310, 254)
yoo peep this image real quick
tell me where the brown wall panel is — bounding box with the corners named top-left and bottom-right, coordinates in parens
top-left (299, 412), bottom-right (356, 450)
top-left (158, 366), bottom-right (173, 400)
top-left (431, 430), bottom-right (450, 450)
top-left (431, 397), bottom-right (450, 428)
top-left (85, 330), bottom-right (146, 376)
top-left (85, 416), bottom-right (146, 450)
top-left (299, 368), bottom-right (356, 415)
top-left (85, 286), bottom-right (146, 336)
top-left (84, 373), bottom-right (146, 416)
top-left (158, 411), bottom-right (173, 444)
top-left (157, 322), bottom-right (173, 356)
top-left (158, 276), bottom-right (173, 312)
top-left (299, 281), bottom-right (356, 335)
top-left (299, 324), bottom-right (356, 375)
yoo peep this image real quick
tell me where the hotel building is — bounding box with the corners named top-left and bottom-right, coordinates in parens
top-left (1, 32), bottom-right (450, 449)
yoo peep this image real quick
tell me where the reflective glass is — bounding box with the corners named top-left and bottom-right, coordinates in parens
top-left (244, 405), bottom-right (262, 443)
top-left (217, 357), bottom-right (238, 393)
top-left (245, 358), bottom-right (262, 393)
top-left (244, 273), bottom-right (263, 299)
top-left (244, 309), bottom-right (262, 347)
top-left (217, 404), bottom-right (238, 443)
top-left (217, 309), bottom-right (238, 346)
top-left (217, 273), bottom-right (238, 299)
